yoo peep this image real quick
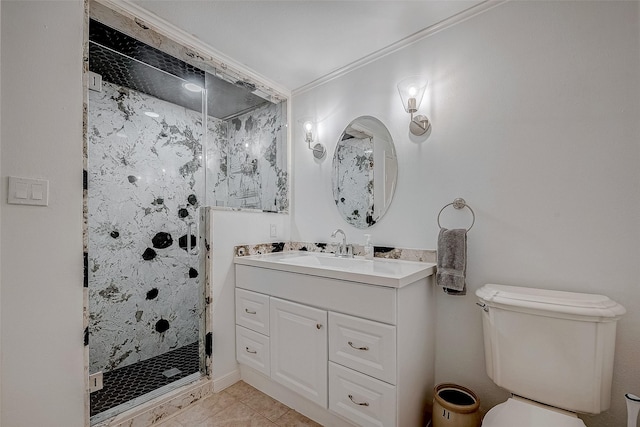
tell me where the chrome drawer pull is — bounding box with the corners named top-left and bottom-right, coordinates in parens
top-left (245, 347), bottom-right (257, 354)
top-left (245, 308), bottom-right (257, 315)
top-left (348, 341), bottom-right (369, 351)
top-left (348, 394), bottom-right (369, 406)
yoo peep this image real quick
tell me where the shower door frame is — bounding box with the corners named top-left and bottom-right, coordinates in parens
top-left (82, 1), bottom-right (290, 425)
top-left (83, 11), bottom-right (214, 427)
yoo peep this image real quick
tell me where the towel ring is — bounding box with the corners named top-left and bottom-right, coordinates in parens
top-left (437, 198), bottom-right (475, 231)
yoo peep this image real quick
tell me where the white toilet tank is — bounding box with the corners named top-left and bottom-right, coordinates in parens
top-left (476, 284), bottom-right (625, 414)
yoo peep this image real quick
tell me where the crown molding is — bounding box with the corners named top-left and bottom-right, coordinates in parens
top-left (292, 0), bottom-right (508, 97)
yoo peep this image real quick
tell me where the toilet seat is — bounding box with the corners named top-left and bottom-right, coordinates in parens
top-left (482, 398), bottom-right (586, 427)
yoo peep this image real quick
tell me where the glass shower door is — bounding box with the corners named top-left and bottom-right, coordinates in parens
top-left (87, 23), bottom-right (206, 422)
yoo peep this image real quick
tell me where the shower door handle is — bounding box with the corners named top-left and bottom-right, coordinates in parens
top-left (187, 222), bottom-right (199, 256)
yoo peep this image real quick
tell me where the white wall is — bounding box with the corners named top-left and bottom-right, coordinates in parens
top-left (210, 210), bottom-right (289, 386)
top-left (1, 2), bottom-right (85, 426)
top-left (292, 2), bottom-right (640, 426)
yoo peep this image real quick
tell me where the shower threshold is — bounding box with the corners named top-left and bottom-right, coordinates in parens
top-left (90, 372), bottom-right (202, 425)
top-left (90, 341), bottom-right (201, 424)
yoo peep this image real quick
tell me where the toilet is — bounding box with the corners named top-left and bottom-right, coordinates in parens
top-left (476, 284), bottom-right (626, 426)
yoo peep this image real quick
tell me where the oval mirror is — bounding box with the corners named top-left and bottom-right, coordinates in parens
top-left (332, 116), bottom-right (398, 228)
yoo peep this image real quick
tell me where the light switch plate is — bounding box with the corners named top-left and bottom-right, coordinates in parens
top-left (8, 176), bottom-right (49, 206)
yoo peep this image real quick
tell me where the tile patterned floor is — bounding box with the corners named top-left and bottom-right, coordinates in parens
top-left (156, 381), bottom-right (322, 427)
top-left (91, 342), bottom-right (200, 416)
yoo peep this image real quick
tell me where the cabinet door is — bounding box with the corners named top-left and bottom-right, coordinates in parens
top-left (270, 297), bottom-right (328, 407)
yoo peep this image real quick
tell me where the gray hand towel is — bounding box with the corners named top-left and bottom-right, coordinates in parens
top-left (436, 228), bottom-right (467, 295)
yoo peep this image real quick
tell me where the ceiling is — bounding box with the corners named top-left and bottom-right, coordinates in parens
top-left (131, 1), bottom-right (484, 92)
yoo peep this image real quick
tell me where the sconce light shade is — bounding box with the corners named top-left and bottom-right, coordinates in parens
top-left (397, 76), bottom-right (431, 136)
top-left (300, 118), bottom-right (326, 159)
top-left (303, 120), bottom-right (315, 143)
top-left (397, 76), bottom-right (428, 113)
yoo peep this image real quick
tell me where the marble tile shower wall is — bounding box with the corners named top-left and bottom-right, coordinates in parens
top-left (89, 81), bottom-right (288, 373)
top-left (208, 102), bottom-right (288, 211)
top-left (88, 81), bottom-right (207, 373)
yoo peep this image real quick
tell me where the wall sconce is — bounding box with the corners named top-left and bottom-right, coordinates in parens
top-left (397, 76), bottom-right (431, 136)
top-left (302, 119), bottom-right (326, 159)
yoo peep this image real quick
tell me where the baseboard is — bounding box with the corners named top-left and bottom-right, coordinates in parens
top-left (213, 369), bottom-right (241, 392)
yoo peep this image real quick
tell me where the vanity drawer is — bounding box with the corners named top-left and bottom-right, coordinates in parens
top-left (236, 288), bottom-right (270, 335)
top-left (236, 325), bottom-right (270, 376)
top-left (329, 362), bottom-right (396, 427)
top-left (329, 312), bottom-right (397, 384)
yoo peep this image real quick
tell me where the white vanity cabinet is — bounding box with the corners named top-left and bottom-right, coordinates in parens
top-left (234, 252), bottom-right (436, 427)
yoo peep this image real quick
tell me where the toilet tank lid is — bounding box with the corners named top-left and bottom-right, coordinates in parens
top-left (476, 284), bottom-right (626, 320)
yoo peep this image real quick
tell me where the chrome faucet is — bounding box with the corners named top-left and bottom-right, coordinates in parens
top-left (331, 229), bottom-right (353, 258)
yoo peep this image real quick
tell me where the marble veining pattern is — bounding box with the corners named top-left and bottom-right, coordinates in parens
top-left (91, 3), bottom-right (290, 214)
top-left (214, 102), bottom-right (287, 211)
top-left (234, 241), bottom-right (436, 263)
top-left (88, 81), bottom-right (204, 373)
top-left (333, 137), bottom-right (375, 228)
top-left (205, 118), bottom-right (228, 207)
top-left (201, 207), bottom-right (213, 377)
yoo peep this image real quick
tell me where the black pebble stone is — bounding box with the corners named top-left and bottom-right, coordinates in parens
top-left (187, 194), bottom-right (198, 205)
top-left (142, 248), bottom-right (157, 260)
top-left (178, 208), bottom-right (189, 218)
top-left (155, 319), bottom-right (170, 333)
top-left (127, 175), bottom-right (137, 183)
top-left (146, 288), bottom-right (159, 300)
top-left (110, 231), bottom-right (120, 239)
top-left (152, 232), bottom-right (173, 249)
top-left (189, 268), bottom-right (198, 278)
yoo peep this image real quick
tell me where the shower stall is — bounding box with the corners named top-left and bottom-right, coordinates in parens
top-left (86, 17), bottom-right (287, 423)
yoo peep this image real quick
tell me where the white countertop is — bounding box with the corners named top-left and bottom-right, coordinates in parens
top-left (234, 251), bottom-right (436, 288)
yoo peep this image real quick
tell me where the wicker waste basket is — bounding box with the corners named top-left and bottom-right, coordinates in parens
top-left (432, 383), bottom-right (481, 427)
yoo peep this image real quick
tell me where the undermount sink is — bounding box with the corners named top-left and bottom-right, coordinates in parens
top-left (234, 251), bottom-right (435, 288)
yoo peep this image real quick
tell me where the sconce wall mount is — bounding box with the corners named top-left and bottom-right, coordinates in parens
top-left (397, 76), bottom-right (431, 136)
